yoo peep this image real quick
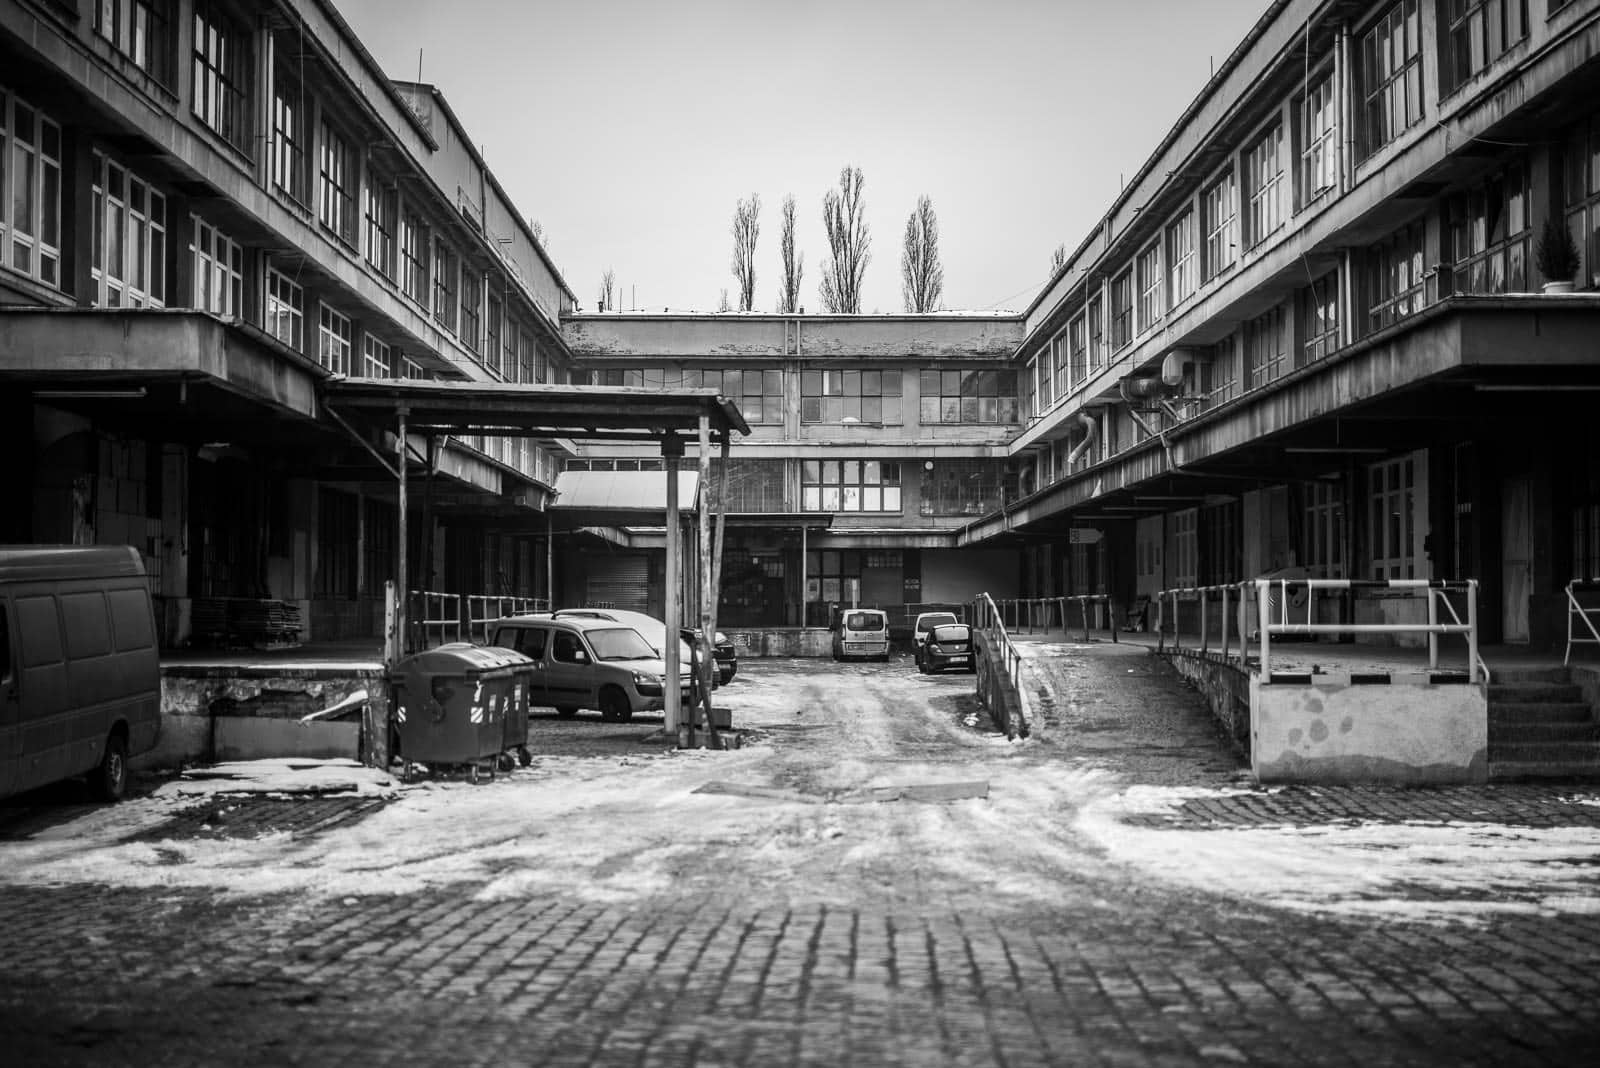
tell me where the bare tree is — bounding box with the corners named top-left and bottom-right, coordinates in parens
top-left (778, 194), bottom-right (804, 313)
top-left (718, 288), bottom-right (731, 313)
top-left (600, 268), bottom-right (615, 312)
top-left (1051, 244), bottom-right (1067, 273)
top-left (731, 193), bottom-right (761, 312)
top-left (819, 166), bottom-right (870, 313)
top-left (900, 194), bottom-right (944, 313)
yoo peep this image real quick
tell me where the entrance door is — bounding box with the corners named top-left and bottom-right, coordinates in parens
top-left (1501, 475), bottom-right (1532, 643)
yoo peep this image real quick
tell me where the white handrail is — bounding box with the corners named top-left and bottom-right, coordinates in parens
top-left (1565, 580), bottom-right (1600, 667)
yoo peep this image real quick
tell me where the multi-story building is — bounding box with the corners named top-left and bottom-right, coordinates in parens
top-left (6, 0), bottom-right (1600, 653)
top-left (567, 0), bottom-right (1600, 651)
top-left (0, 0), bottom-right (585, 645)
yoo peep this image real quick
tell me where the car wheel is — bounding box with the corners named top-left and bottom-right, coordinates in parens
top-left (719, 668), bottom-right (735, 685)
top-left (90, 732), bottom-right (129, 802)
top-left (598, 686), bottom-right (632, 722)
top-left (555, 705), bottom-right (579, 719)
top-left (917, 660), bottom-right (929, 674)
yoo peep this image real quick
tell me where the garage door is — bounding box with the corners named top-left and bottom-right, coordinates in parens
top-left (586, 555), bottom-right (649, 612)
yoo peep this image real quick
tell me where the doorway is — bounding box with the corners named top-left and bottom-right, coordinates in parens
top-left (1501, 475), bottom-right (1532, 643)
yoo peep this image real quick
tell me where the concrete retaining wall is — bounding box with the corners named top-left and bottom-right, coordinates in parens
top-left (1164, 653), bottom-right (1251, 754)
top-left (1251, 676), bottom-right (1488, 783)
top-left (147, 665), bottom-right (390, 771)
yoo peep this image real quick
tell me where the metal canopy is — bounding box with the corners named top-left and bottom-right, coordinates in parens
top-left (321, 379), bottom-right (751, 441)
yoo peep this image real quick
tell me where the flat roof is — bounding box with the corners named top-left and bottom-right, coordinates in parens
top-left (321, 379), bottom-right (751, 441)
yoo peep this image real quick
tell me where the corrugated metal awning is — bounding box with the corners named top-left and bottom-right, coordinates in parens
top-left (550, 470), bottom-right (700, 526)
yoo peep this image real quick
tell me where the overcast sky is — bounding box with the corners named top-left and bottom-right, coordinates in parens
top-left (333, 0), bottom-right (1269, 315)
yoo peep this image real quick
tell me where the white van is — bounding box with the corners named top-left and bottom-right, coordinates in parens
top-left (0, 546), bottom-right (162, 801)
top-left (831, 608), bottom-right (891, 662)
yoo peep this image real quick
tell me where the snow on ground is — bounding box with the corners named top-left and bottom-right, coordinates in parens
top-left (2, 750), bottom-right (1598, 925)
top-left (1075, 784), bottom-right (1600, 922)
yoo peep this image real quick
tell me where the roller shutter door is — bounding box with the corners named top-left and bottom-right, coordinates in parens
top-left (585, 555), bottom-right (649, 612)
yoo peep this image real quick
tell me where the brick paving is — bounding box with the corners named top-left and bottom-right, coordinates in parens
top-left (0, 649), bottom-right (1598, 1066)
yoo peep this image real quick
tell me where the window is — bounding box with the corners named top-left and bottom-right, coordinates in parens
top-left (1297, 70), bottom-right (1339, 208)
top-left (432, 238), bottom-right (458, 333)
top-left (1368, 455), bottom-right (1416, 579)
top-left (1443, 1), bottom-right (1527, 94)
top-left (918, 369), bottom-right (1018, 424)
top-left (1135, 242), bottom-right (1162, 332)
top-left (317, 118), bottom-right (355, 244)
top-left (485, 293), bottom-right (503, 375)
top-left (362, 171), bottom-right (396, 278)
top-left (1205, 336), bottom-right (1239, 407)
top-left (1303, 482), bottom-right (1345, 579)
top-left (1067, 314), bottom-right (1087, 389)
top-left (459, 267), bottom-right (482, 354)
top-left (1563, 113), bottom-right (1600, 290)
top-left (1109, 268), bottom-right (1133, 350)
top-left (1448, 159), bottom-right (1529, 294)
top-left (703, 368), bottom-right (784, 425)
top-left (800, 369), bottom-right (903, 424)
top-left (317, 304), bottom-right (351, 375)
top-left (271, 69), bottom-right (307, 203)
top-left (399, 209), bottom-right (428, 307)
top-left (802, 460), bottom-right (901, 513)
top-left (362, 334), bottom-right (391, 378)
top-left (403, 355), bottom-right (428, 379)
top-left (192, 2), bottom-right (250, 152)
top-left (1172, 509), bottom-right (1198, 588)
top-left (919, 460), bottom-right (1005, 516)
top-left (96, 0), bottom-right (174, 84)
top-left (266, 267), bottom-right (304, 350)
top-left (1244, 304), bottom-right (1287, 390)
top-left (191, 216), bottom-right (243, 315)
top-left (91, 154), bottom-right (166, 308)
top-left (1021, 356), bottom-right (1037, 418)
top-left (1201, 171), bottom-right (1236, 282)
top-left (1358, 0), bottom-right (1424, 160)
top-left (1298, 271), bottom-right (1339, 367)
top-left (1034, 352), bottom-right (1053, 411)
top-left (1166, 208), bottom-right (1197, 308)
top-left (1243, 123), bottom-right (1285, 249)
top-left (1087, 294), bottom-right (1105, 372)
top-left (1, 91), bottom-right (63, 287)
top-left (1364, 222), bottom-right (1427, 333)
top-left (706, 458), bottom-right (787, 512)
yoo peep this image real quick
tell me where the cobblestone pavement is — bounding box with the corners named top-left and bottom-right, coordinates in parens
top-left (1, 647), bottom-right (1598, 1066)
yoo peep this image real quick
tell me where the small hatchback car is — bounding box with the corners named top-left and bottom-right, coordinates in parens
top-left (831, 608), bottom-right (890, 662)
top-left (911, 611), bottom-right (960, 659)
top-left (917, 622), bottom-right (976, 674)
top-left (489, 614), bottom-right (692, 720)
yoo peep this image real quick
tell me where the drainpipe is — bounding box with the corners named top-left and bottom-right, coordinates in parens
top-left (1065, 409), bottom-right (1100, 468)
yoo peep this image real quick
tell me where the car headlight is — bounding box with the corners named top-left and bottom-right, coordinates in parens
top-left (714, 631), bottom-right (728, 644)
top-left (632, 670), bottom-right (662, 687)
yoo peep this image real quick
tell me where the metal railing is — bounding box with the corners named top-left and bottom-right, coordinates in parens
top-left (1566, 580), bottom-right (1600, 667)
top-left (971, 592), bottom-right (1028, 731)
top-left (410, 590), bottom-right (463, 650)
top-left (1156, 578), bottom-right (1487, 684)
top-left (466, 595), bottom-right (549, 643)
top-left (988, 595), bottom-right (1117, 641)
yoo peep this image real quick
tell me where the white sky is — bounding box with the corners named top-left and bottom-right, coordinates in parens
top-left (332, 0), bottom-right (1270, 314)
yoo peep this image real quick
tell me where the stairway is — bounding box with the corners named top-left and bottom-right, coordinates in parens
top-left (1488, 667), bottom-right (1600, 780)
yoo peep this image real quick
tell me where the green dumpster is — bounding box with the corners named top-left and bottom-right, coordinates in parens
top-left (389, 643), bottom-right (532, 777)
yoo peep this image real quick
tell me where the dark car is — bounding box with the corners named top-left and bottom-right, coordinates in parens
top-left (917, 622), bottom-right (976, 674)
top-left (703, 629), bottom-right (737, 684)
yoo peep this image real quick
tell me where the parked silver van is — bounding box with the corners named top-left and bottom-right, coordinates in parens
top-left (0, 546), bottom-right (162, 801)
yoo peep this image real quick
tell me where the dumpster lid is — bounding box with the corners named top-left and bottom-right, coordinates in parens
top-left (393, 642), bottom-right (533, 675)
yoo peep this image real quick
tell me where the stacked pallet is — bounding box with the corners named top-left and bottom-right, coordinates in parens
top-left (191, 598), bottom-right (303, 649)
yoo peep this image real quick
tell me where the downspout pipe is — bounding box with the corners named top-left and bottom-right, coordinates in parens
top-left (1064, 409), bottom-right (1101, 468)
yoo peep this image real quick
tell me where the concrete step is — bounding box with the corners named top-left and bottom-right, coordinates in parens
top-left (1487, 683), bottom-right (1584, 704)
top-left (1488, 701), bottom-right (1593, 726)
top-left (1492, 666), bottom-right (1577, 685)
top-left (1488, 740), bottom-right (1600, 764)
top-left (1490, 760), bottom-right (1600, 781)
top-left (1489, 721), bottom-right (1600, 743)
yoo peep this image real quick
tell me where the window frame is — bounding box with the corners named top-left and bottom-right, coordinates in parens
top-left (317, 116), bottom-right (357, 245)
top-left (1357, 0), bottom-right (1424, 161)
top-left (1135, 241), bottom-right (1162, 333)
top-left (265, 266), bottom-right (305, 351)
top-left (1165, 206), bottom-right (1198, 309)
top-left (91, 153), bottom-right (167, 309)
top-left (191, 1), bottom-right (251, 153)
top-left (1200, 168), bottom-right (1237, 282)
top-left (1296, 67), bottom-right (1339, 210)
top-left (317, 302), bottom-right (352, 375)
top-left (1242, 121), bottom-right (1286, 250)
top-left (800, 368), bottom-right (905, 425)
top-left (96, 0), bottom-right (175, 85)
top-left (801, 459), bottom-right (903, 514)
top-left (2, 91), bottom-right (64, 288)
top-left (191, 214), bottom-right (244, 315)
top-left (270, 64), bottom-right (308, 205)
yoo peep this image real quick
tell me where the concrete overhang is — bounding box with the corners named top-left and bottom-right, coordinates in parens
top-left (960, 296), bottom-right (1600, 545)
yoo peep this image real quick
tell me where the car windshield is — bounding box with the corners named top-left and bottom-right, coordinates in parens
top-left (931, 624), bottom-right (970, 642)
top-left (917, 613), bottom-right (958, 632)
top-left (845, 612), bottom-right (885, 630)
top-left (585, 627), bottom-right (658, 661)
